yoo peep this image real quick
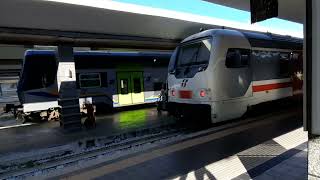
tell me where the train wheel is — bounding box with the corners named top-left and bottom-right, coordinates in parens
top-left (48, 110), bottom-right (60, 121)
top-left (16, 112), bottom-right (27, 124)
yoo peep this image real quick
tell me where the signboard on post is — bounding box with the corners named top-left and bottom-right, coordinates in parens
top-left (250, 0), bottom-right (278, 23)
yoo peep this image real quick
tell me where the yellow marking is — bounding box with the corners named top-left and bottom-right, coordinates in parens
top-left (119, 93), bottom-right (133, 105)
top-left (131, 91), bottom-right (144, 104)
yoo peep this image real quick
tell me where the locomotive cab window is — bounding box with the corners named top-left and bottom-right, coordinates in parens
top-left (168, 48), bottom-right (178, 73)
top-left (226, 48), bottom-right (250, 68)
top-left (21, 55), bottom-right (57, 91)
top-left (177, 38), bottom-right (212, 67)
top-left (79, 73), bottom-right (101, 88)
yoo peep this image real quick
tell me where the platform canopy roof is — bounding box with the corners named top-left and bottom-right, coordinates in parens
top-left (205, 0), bottom-right (305, 24)
top-left (0, 0), bottom-right (303, 49)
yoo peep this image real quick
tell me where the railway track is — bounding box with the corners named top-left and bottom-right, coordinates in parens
top-left (0, 124), bottom-right (188, 179)
top-left (0, 106), bottom-right (301, 179)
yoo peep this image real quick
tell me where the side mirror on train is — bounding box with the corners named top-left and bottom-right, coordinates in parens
top-left (225, 48), bottom-right (250, 68)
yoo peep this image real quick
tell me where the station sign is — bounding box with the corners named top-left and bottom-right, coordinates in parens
top-left (250, 0), bottom-right (278, 23)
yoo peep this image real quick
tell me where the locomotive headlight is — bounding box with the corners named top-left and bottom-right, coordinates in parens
top-left (171, 89), bottom-right (176, 96)
top-left (199, 88), bottom-right (211, 98)
top-left (200, 90), bottom-right (206, 97)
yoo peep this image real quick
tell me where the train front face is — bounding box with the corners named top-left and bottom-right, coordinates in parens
top-left (17, 50), bottom-right (60, 113)
top-left (167, 30), bottom-right (216, 122)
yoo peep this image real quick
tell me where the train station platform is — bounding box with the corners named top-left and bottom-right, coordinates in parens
top-left (0, 107), bottom-right (175, 155)
top-left (42, 106), bottom-right (305, 180)
top-left (0, 104), bottom-right (305, 179)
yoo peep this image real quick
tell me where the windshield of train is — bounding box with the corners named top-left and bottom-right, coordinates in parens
top-left (19, 54), bottom-right (57, 91)
top-left (176, 38), bottom-right (211, 68)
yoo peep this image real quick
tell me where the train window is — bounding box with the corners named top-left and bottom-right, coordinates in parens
top-left (251, 50), bottom-right (291, 80)
top-left (21, 54), bottom-right (57, 91)
top-left (177, 38), bottom-right (211, 67)
top-left (280, 52), bottom-right (290, 61)
top-left (291, 52), bottom-right (303, 73)
top-left (226, 48), bottom-right (250, 68)
top-left (291, 52), bottom-right (300, 61)
top-left (168, 48), bottom-right (178, 73)
top-left (120, 79), bottom-right (129, 94)
top-left (177, 43), bottom-right (198, 66)
top-left (279, 52), bottom-right (290, 77)
top-left (133, 78), bottom-right (142, 93)
top-left (79, 73), bottom-right (101, 88)
top-left (197, 39), bottom-right (211, 64)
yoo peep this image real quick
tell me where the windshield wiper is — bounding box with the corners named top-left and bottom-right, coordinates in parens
top-left (169, 69), bottom-right (176, 74)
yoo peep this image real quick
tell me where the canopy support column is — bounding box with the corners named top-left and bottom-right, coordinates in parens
top-left (56, 46), bottom-right (81, 131)
top-left (306, 0), bottom-right (320, 179)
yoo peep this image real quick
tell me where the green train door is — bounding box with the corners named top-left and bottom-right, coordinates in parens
top-left (117, 72), bottom-right (144, 106)
top-left (118, 72), bottom-right (132, 105)
top-left (130, 72), bottom-right (144, 104)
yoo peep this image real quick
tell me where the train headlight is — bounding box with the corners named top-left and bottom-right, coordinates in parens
top-left (171, 89), bottom-right (176, 96)
top-left (200, 90), bottom-right (206, 97)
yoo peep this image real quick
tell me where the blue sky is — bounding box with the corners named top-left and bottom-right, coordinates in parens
top-left (115, 0), bottom-right (302, 35)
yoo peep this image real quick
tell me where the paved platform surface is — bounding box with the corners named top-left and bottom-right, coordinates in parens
top-left (0, 107), bottom-right (175, 155)
top-left (252, 146), bottom-right (307, 180)
top-left (57, 107), bottom-right (306, 180)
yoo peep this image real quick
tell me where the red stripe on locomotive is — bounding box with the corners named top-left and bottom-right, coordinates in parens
top-left (252, 82), bottom-right (292, 92)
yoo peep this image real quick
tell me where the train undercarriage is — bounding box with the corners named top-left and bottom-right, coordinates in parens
top-left (4, 103), bottom-right (94, 124)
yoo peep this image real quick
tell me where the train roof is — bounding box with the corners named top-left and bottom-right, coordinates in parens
top-left (24, 50), bottom-right (172, 58)
top-left (181, 29), bottom-right (303, 50)
top-left (23, 50), bottom-right (171, 69)
top-left (242, 31), bottom-right (303, 50)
